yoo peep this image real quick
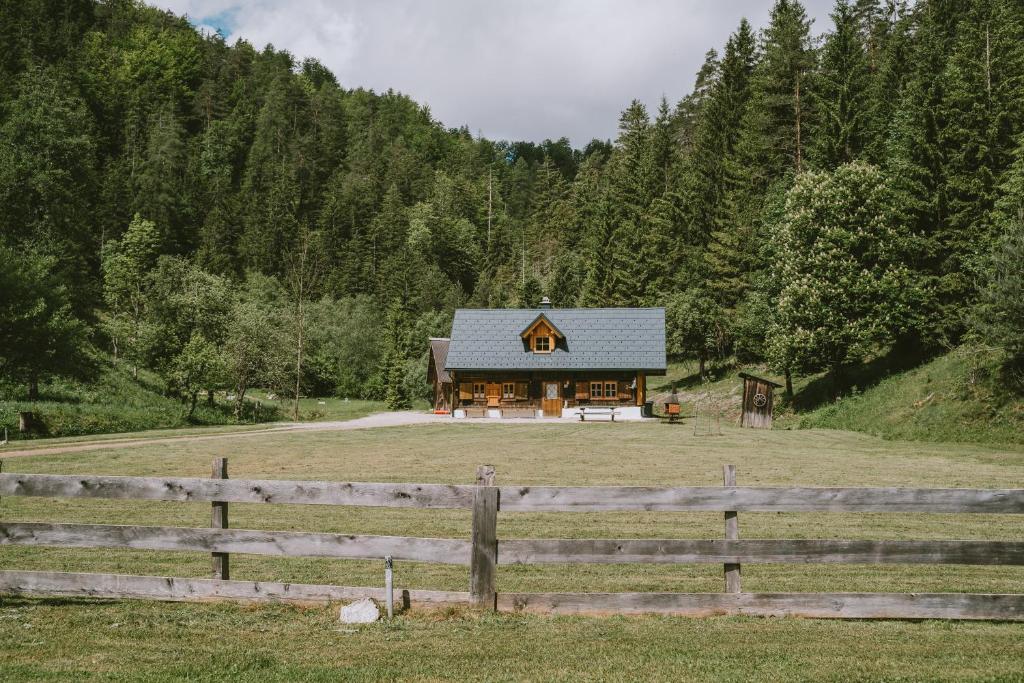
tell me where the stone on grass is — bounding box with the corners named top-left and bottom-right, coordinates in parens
top-left (339, 598), bottom-right (380, 623)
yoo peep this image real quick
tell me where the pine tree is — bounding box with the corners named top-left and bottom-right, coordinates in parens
top-left (605, 101), bottom-right (659, 305)
top-left (705, 1), bottom-right (816, 308)
top-left (674, 50), bottom-right (720, 158)
top-left (382, 299), bottom-right (413, 410)
top-left (0, 64), bottom-right (97, 315)
top-left (811, 0), bottom-right (872, 168)
top-left (680, 18), bottom-right (756, 281)
top-left (133, 104), bottom-right (190, 253)
top-left (733, 0), bottom-right (816, 184)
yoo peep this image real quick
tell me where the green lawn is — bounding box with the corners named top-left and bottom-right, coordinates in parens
top-left (1, 422), bottom-right (1023, 680)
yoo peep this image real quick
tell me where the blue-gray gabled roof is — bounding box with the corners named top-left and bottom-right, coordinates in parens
top-left (445, 307), bottom-right (666, 373)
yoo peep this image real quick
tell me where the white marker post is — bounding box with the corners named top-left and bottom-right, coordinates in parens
top-left (384, 555), bottom-right (394, 619)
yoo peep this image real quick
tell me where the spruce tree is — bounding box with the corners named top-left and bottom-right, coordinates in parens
top-left (811, 0), bottom-right (872, 168)
top-left (382, 299), bottom-right (413, 410)
top-left (133, 104), bottom-right (190, 253)
top-left (680, 19), bottom-right (756, 252)
top-left (706, 1), bottom-right (815, 309)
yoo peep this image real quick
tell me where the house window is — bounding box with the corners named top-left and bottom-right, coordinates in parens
top-left (473, 383), bottom-right (485, 400)
top-left (590, 382), bottom-right (603, 398)
top-left (604, 382), bottom-right (617, 399)
top-left (502, 382), bottom-right (515, 399)
top-left (534, 336), bottom-right (550, 352)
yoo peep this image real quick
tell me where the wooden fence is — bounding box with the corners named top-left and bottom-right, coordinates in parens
top-left (1, 460), bottom-right (1023, 620)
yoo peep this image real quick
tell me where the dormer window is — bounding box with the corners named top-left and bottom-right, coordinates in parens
top-left (520, 312), bottom-right (564, 355)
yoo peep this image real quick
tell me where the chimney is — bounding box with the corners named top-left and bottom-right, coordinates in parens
top-left (539, 296), bottom-right (551, 309)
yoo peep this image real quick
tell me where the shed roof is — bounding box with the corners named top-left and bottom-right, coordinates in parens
top-left (429, 338), bottom-right (451, 383)
top-left (445, 308), bottom-right (666, 373)
top-left (738, 372), bottom-right (784, 388)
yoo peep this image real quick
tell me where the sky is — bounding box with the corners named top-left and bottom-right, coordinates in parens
top-left (149, 0), bottom-right (836, 146)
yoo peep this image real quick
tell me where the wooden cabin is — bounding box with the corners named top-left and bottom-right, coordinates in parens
top-left (739, 372), bottom-right (783, 429)
top-left (433, 298), bottom-right (666, 420)
top-left (427, 337), bottom-right (452, 413)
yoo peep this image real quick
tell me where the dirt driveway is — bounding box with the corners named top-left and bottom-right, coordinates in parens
top-left (0, 412), bottom-right (449, 458)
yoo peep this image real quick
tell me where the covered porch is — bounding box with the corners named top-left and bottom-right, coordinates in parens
top-left (448, 371), bottom-right (648, 420)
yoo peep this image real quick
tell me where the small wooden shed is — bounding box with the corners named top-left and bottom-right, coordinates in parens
top-left (428, 338), bottom-right (452, 413)
top-left (739, 372), bottom-right (783, 429)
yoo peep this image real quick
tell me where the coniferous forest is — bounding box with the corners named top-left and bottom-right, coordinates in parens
top-left (1, 0), bottom-right (1023, 422)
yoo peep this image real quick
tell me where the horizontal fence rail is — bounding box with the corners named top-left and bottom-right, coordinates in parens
top-left (1, 461), bottom-right (1023, 621)
top-left (0, 570), bottom-right (470, 607)
top-left (496, 485), bottom-right (1024, 513)
top-left (0, 522), bottom-right (470, 565)
top-left (0, 473), bottom-right (475, 509)
top-left (496, 592), bottom-right (1024, 620)
top-left (4, 474), bottom-right (1024, 513)
top-left (497, 539), bottom-right (1024, 566)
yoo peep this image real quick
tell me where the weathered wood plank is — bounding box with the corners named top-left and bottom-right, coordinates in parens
top-left (496, 592), bottom-right (1024, 620)
top-left (498, 539), bottom-right (1024, 565)
top-left (0, 522), bottom-right (471, 565)
top-left (4, 473), bottom-right (1021, 513)
top-left (0, 570), bottom-right (471, 607)
top-left (470, 465), bottom-right (498, 609)
top-left (211, 458), bottom-right (229, 580)
top-left (723, 464), bottom-right (741, 593)
top-left (497, 485), bottom-right (1024, 513)
top-left (0, 473), bottom-right (476, 509)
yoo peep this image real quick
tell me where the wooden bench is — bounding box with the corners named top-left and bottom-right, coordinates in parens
top-left (503, 406), bottom-right (536, 419)
top-left (462, 406), bottom-right (487, 418)
top-left (579, 406), bottom-right (618, 422)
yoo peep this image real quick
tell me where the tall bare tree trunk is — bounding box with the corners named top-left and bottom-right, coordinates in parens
top-left (293, 295), bottom-right (304, 422)
top-left (286, 228), bottom-right (323, 423)
top-left (487, 168), bottom-right (493, 250)
top-left (794, 73), bottom-right (803, 173)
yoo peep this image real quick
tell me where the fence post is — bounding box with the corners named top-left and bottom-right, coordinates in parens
top-left (723, 464), bottom-right (741, 593)
top-left (470, 464), bottom-right (497, 609)
top-left (211, 457), bottom-right (229, 580)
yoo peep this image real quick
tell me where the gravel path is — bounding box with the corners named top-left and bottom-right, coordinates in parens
top-left (0, 411), bottom-right (447, 458)
top-left (0, 411), bottom-right (648, 459)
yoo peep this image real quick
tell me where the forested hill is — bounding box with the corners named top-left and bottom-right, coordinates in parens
top-left (1, 0), bottom-right (1023, 416)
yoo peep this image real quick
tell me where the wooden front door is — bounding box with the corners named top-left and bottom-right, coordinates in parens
top-left (542, 381), bottom-right (562, 418)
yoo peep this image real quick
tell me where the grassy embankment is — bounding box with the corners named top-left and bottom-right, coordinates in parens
top-left (651, 346), bottom-right (1024, 446)
top-left (1, 422), bottom-right (1022, 680)
top-left (0, 353), bottom-right (391, 441)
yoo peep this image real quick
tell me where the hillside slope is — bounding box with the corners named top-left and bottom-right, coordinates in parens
top-left (795, 348), bottom-right (1024, 446)
top-left (0, 353), bottom-right (277, 440)
top-left (650, 348), bottom-right (1024, 446)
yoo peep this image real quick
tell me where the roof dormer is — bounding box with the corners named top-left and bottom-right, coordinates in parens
top-left (520, 313), bottom-right (564, 354)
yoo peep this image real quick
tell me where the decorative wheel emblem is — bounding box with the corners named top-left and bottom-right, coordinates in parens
top-left (753, 393), bottom-right (768, 408)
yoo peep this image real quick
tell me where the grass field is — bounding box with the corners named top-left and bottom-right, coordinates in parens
top-left (2, 421), bottom-right (1023, 680)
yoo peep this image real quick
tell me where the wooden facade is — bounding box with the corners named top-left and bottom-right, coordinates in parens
top-left (739, 373), bottom-right (783, 429)
top-left (450, 371), bottom-right (646, 418)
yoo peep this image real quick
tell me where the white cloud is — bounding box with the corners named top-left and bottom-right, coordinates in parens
top-left (150, 0), bottom-right (835, 145)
